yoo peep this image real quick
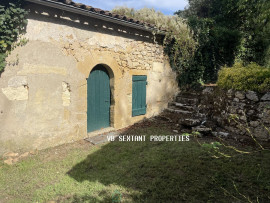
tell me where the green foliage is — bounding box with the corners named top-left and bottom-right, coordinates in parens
top-left (175, 0), bottom-right (270, 85)
top-left (188, 16), bottom-right (241, 82)
top-left (217, 62), bottom-right (270, 93)
top-left (176, 0), bottom-right (242, 83)
top-left (0, 0), bottom-right (27, 73)
top-left (236, 0), bottom-right (270, 66)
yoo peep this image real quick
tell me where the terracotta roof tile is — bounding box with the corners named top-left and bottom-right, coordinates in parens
top-left (63, 0), bottom-right (72, 4)
top-left (73, 3), bottom-right (85, 9)
top-left (39, 0), bottom-right (157, 30)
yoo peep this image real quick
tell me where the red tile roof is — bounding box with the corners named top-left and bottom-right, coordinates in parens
top-left (27, 0), bottom-right (166, 32)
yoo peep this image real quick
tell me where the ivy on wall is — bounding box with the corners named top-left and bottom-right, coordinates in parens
top-left (0, 0), bottom-right (28, 74)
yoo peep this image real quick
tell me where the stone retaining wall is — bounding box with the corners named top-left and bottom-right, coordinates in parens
top-left (199, 87), bottom-right (270, 141)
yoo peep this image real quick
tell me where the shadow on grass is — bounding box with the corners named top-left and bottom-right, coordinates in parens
top-left (67, 123), bottom-right (270, 202)
top-left (58, 191), bottom-right (113, 203)
top-left (67, 124), bottom-right (214, 202)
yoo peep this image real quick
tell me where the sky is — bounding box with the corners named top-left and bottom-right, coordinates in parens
top-left (73, 0), bottom-right (189, 15)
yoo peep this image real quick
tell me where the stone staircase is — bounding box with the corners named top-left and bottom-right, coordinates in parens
top-left (166, 92), bottom-right (212, 135)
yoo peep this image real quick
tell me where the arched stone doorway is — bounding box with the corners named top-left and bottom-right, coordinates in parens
top-left (77, 53), bottom-right (123, 131)
top-left (87, 64), bottom-right (113, 132)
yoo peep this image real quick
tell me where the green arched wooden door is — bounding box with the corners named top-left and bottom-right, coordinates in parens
top-left (87, 65), bottom-right (111, 132)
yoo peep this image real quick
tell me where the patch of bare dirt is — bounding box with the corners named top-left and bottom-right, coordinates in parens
top-left (39, 139), bottom-right (94, 163)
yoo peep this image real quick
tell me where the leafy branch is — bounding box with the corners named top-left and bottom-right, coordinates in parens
top-left (0, 0), bottom-right (28, 74)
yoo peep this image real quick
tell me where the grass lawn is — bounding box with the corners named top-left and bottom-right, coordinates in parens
top-left (0, 117), bottom-right (270, 202)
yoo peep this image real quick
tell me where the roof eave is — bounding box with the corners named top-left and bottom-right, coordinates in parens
top-left (25, 0), bottom-right (166, 35)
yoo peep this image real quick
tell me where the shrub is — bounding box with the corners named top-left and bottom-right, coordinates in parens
top-left (217, 62), bottom-right (270, 93)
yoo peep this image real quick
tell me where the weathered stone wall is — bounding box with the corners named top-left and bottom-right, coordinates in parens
top-left (199, 87), bottom-right (270, 141)
top-left (0, 4), bottom-right (178, 155)
top-left (170, 87), bottom-right (270, 142)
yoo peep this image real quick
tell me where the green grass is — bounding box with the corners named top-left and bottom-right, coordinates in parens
top-left (0, 121), bottom-right (270, 202)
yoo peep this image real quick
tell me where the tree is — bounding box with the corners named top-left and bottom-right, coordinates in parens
top-left (175, 0), bottom-right (270, 83)
top-left (176, 0), bottom-right (241, 82)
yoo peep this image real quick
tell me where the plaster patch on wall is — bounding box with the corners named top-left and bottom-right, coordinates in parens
top-left (153, 62), bottom-right (164, 73)
top-left (2, 86), bottom-right (28, 101)
top-left (62, 82), bottom-right (71, 106)
top-left (8, 76), bottom-right (27, 87)
top-left (17, 63), bottom-right (67, 76)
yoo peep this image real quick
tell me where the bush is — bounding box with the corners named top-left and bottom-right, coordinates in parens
top-left (217, 62), bottom-right (270, 93)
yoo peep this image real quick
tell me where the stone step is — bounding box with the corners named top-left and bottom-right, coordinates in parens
top-left (85, 130), bottom-right (119, 145)
top-left (167, 108), bottom-right (192, 115)
top-left (169, 102), bottom-right (196, 111)
top-left (212, 131), bottom-right (229, 138)
top-left (176, 97), bottom-right (198, 105)
top-left (179, 118), bottom-right (202, 127)
top-left (192, 126), bottom-right (212, 134)
top-left (166, 107), bottom-right (206, 119)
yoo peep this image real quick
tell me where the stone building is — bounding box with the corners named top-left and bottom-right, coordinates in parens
top-left (0, 0), bottom-right (178, 155)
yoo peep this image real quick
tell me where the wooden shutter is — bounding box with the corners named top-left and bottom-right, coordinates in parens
top-left (132, 75), bottom-right (147, 117)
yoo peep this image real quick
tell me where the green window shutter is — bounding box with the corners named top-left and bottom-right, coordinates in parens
top-left (132, 75), bottom-right (147, 117)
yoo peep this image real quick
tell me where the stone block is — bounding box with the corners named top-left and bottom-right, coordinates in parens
top-left (235, 91), bottom-right (245, 100)
top-left (246, 91), bottom-right (259, 102)
top-left (153, 62), bottom-right (164, 73)
top-left (2, 86), bottom-right (28, 101)
top-left (253, 127), bottom-right (269, 140)
top-left (250, 121), bottom-right (259, 128)
top-left (202, 87), bottom-right (214, 95)
top-left (261, 92), bottom-right (270, 101)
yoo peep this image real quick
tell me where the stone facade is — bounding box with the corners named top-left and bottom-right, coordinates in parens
top-left (0, 4), bottom-right (178, 155)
